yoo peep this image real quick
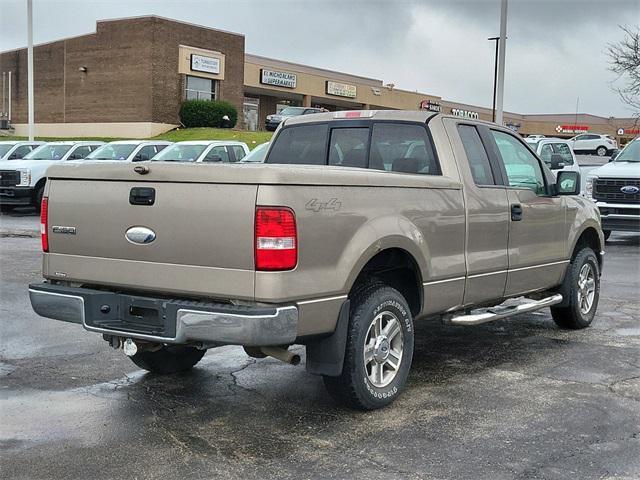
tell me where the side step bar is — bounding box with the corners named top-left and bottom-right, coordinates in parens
top-left (444, 294), bottom-right (563, 326)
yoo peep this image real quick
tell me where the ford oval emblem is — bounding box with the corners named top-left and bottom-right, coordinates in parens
top-left (125, 226), bottom-right (156, 245)
top-left (620, 185), bottom-right (639, 194)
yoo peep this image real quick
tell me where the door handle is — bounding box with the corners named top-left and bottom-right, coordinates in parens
top-left (511, 203), bottom-right (523, 221)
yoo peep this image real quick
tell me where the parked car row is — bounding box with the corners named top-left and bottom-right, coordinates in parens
top-left (525, 133), bottom-right (618, 157)
top-left (0, 138), bottom-right (264, 211)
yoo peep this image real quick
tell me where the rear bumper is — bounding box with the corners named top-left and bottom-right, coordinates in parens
top-left (29, 282), bottom-right (298, 346)
top-left (0, 186), bottom-right (34, 205)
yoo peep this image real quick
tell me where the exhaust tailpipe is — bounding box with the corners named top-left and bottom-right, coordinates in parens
top-left (259, 346), bottom-right (301, 366)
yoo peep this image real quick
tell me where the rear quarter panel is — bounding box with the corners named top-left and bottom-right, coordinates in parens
top-left (256, 179), bottom-right (466, 335)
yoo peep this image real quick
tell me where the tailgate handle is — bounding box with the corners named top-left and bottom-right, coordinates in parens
top-left (129, 187), bottom-right (155, 206)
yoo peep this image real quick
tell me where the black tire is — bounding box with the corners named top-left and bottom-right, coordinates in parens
top-left (129, 345), bottom-right (206, 374)
top-left (34, 185), bottom-right (44, 212)
top-left (603, 230), bottom-right (612, 242)
top-left (323, 281), bottom-right (414, 410)
top-left (596, 146), bottom-right (607, 157)
top-left (551, 248), bottom-right (600, 329)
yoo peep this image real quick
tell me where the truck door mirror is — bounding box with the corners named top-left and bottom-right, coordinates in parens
top-left (203, 154), bottom-right (222, 163)
top-left (549, 153), bottom-right (565, 170)
top-left (555, 171), bottom-right (580, 195)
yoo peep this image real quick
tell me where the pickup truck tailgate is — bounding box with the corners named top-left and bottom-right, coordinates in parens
top-left (45, 178), bottom-right (257, 300)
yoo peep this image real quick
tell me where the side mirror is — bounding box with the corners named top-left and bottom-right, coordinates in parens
top-left (555, 171), bottom-right (580, 196)
top-left (609, 149), bottom-right (619, 162)
top-left (203, 154), bottom-right (222, 163)
top-left (549, 153), bottom-right (565, 170)
top-left (8, 153), bottom-right (18, 160)
top-left (133, 154), bottom-right (149, 162)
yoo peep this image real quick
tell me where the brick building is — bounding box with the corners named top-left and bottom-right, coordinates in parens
top-left (0, 15), bottom-right (637, 142)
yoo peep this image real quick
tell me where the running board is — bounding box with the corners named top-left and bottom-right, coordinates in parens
top-left (444, 294), bottom-right (563, 326)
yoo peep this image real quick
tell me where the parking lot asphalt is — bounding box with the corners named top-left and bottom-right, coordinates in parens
top-left (1, 210), bottom-right (639, 479)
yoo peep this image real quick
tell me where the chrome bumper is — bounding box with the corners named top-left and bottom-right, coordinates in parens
top-left (29, 283), bottom-right (298, 346)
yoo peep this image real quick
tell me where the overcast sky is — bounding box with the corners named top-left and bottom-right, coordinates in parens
top-left (1, 0), bottom-right (639, 117)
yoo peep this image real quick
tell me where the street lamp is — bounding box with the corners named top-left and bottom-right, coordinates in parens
top-left (488, 36), bottom-right (499, 123)
top-left (495, 0), bottom-right (508, 126)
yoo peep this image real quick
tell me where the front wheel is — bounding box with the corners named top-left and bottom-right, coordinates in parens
top-left (551, 248), bottom-right (600, 329)
top-left (323, 282), bottom-right (414, 410)
top-left (596, 146), bottom-right (607, 157)
top-left (129, 345), bottom-right (206, 374)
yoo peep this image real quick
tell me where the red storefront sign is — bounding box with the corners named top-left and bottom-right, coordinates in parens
top-left (556, 124), bottom-right (589, 134)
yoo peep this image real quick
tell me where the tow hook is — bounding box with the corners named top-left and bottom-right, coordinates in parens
top-left (123, 338), bottom-right (138, 357)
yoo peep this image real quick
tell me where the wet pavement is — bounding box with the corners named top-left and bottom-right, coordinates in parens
top-left (1, 229), bottom-right (640, 479)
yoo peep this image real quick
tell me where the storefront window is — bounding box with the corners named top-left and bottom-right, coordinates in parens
top-left (185, 75), bottom-right (217, 101)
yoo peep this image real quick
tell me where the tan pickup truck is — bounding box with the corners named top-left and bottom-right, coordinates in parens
top-left (29, 111), bottom-right (604, 410)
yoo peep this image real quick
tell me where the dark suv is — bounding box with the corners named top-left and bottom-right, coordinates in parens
top-left (265, 106), bottom-right (326, 131)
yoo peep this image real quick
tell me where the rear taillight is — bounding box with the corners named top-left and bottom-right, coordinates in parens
top-left (40, 196), bottom-right (49, 252)
top-left (255, 207), bottom-right (297, 271)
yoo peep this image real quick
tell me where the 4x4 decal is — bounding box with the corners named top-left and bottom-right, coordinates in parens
top-left (305, 198), bottom-right (342, 212)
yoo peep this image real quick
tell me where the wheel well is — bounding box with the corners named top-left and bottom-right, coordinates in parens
top-left (572, 227), bottom-right (602, 269)
top-left (350, 248), bottom-right (422, 316)
top-left (34, 178), bottom-right (46, 193)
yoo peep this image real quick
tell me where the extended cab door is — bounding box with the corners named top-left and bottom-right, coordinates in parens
top-left (445, 119), bottom-right (510, 305)
top-left (488, 129), bottom-right (568, 296)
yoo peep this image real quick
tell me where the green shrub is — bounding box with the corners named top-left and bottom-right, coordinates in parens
top-left (179, 100), bottom-right (238, 128)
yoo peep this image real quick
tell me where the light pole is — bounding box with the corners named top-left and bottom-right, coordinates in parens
top-left (495, 0), bottom-right (508, 126)
top-left (488, 36), bottom-right (499, 123)
top-left (27, 0), bottom-right (34, 140)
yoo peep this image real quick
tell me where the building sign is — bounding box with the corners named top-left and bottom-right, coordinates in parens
top-left (555, 124), bottom-right (589, 134)
top-left (420, 100), bottom-right (442, 112)
top-left (617, 127), bottom-right (640, 136)
top-left (260, 69), bottom-right (297, 89)
top-left (190, 54), bottom-right (220, 75)
top-left (451, 108), bottom-right (479, 119)
top-left (326, 81), bottom-right (357, 98)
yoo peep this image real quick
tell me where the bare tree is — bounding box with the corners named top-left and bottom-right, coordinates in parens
top-left (607, 25), bottom-right (640, 119)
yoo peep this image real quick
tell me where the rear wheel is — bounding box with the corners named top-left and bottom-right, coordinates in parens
top-left (596, 146), bottom-right (607, 157)
top-left (129, 345), bottom-right (206, 374)
top-left (323, 282), bottom-right (414, 410)
top-left (551, 248), bottom-right (600, 329)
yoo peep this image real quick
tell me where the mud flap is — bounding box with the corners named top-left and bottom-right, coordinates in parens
top-left (305, 299), bottom-right (350, 377)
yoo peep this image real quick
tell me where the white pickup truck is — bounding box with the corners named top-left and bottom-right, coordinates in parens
top-left (0, 141), bottom-right (103, 211)
top-left (585, 138), bottom-right (640, 239)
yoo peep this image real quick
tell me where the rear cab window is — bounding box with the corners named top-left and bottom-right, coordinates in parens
top-left (266, 121), bottom-right (440, 175)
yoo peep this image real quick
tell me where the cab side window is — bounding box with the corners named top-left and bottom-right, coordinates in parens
top-left (204, 146), bottom-right (230, 162)
top-left (539, 144), bottom-right (554, 163)
top-left (135, 146), bottom-right (156, 161)
top-left (69, 145), bottom-right (92, 160)
top-left (369, 123), bottom-right (439, 175)
top-left (491, 130), bottom-right (546, 195)
top-left (10, 145), bottom-right (32, 159)
top-left (552, 143), bottom-right (574, 165)
top-left (328, 128), bottom-right (369, 168)
top-left (458, 125), bottom-right (495, 185)
top-left (230, 145), bottom-right (247, 162)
